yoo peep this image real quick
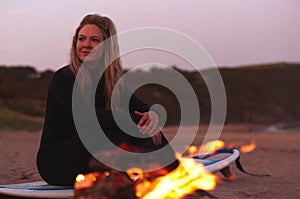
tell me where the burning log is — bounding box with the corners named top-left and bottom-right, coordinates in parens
top-left (75, 170), bottom-right (136, 199)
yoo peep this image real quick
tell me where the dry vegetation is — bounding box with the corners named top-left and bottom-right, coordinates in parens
top-left (1, 62), bottom-right (300, 131)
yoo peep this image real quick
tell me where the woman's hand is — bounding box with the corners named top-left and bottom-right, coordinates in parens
top-left (134, 111), bottom-right (162, 145)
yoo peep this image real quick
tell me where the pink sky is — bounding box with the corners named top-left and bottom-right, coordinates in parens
top-left (0, 0), bottom-right (299, 71)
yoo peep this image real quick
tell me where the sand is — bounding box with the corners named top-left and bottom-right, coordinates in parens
top-left (0, 124), bottom-right (299, 199)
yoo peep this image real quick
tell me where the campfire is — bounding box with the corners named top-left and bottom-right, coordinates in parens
top-left (128, 159), bottom-right (217, 199)
top-left (74, 140), bottom-right (257, 199)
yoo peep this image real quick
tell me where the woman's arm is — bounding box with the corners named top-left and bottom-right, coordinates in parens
top-left (120, 85), bottom-right (162, 144)
top-left (50, 68), bottom-right (142, 132)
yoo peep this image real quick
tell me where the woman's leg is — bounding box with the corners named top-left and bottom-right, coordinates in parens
top-left (37, 129), bottom-right (178, 185)
top-left (37, 135), bottom-right (94, 186)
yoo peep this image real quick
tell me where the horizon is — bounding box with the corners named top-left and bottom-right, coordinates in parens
top-left (1, 61), bottom-right (299, 73)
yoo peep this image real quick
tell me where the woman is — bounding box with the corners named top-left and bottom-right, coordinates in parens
top-left (37, 14), bottom-right (178, 186)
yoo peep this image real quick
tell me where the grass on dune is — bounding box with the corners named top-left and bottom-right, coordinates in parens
top-left (0, 108), bottom-right (43, 132)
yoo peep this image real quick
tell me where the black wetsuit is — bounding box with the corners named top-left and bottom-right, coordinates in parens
top-left (36, 66), bottom-right (178, 185)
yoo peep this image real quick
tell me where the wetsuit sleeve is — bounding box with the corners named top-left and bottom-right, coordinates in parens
top-left (49, 69), bottom-right (140, 131)
top-left (119, 85), bottom-right (151, 114)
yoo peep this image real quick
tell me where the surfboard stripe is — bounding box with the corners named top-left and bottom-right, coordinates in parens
top-left (0, 186), bottom-right (73, 190)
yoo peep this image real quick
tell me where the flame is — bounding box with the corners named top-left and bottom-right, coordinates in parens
top-left (134, 158), bottom-right (217, 199)
top-left (187, 145), bottom-right (198, 156)
top-left (240, 140), bottom-right (256, 153)
top-left (132, 141), bottom-right (227, 198)
top-left (199, 140), bottom-right (225, 155)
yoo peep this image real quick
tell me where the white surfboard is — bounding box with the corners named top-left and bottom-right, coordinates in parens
top-left (0, 180), bottom-right (73, 198)
top-left (180, 148), bottom-right (240, 173)
top-left (0, 149), bottom-right (239, 198)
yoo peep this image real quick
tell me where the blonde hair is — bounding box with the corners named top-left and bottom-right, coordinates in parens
top-left (69, 14), bottom-right (122, 109)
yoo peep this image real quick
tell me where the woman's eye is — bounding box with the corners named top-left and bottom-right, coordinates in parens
top-left (92, 38), bottom-right (100, 43)
top-left (78, 37), bottom-right (85, 41)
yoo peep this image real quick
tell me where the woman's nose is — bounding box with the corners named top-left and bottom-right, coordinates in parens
top-left (83, 39), bottom-right (92, 48)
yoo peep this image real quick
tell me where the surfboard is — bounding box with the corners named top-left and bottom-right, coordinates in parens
top-left (0, 148), bottom-right (239, 198)
top-left (180, 148), bottom-right (240, 173)
top-left (0, 181), bottom-right (73, 198)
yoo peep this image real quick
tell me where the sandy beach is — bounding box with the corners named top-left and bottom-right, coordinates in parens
top-left (0, 124), bottom-right (299, 199)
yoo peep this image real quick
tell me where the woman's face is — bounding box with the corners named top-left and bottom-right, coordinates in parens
top-left (76, 24), bottom-right (104, 62)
